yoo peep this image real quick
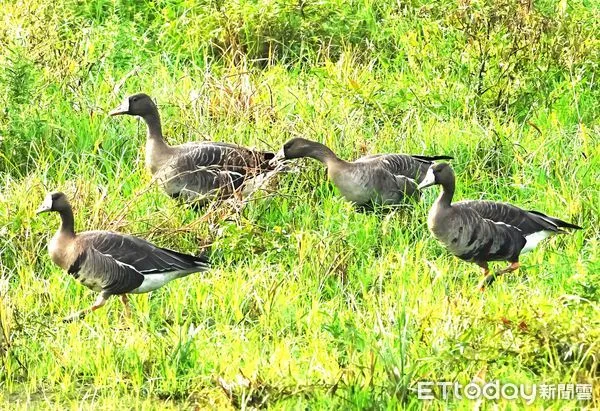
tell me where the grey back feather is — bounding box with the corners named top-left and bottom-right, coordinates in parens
top-left (355, 154), bottom-right (444, 183)
top-left (162, 142), bottom-right (275, 203)
top-left (456, 200), bottom-right (575, 235)
top-left (174, 142), bottom-right (274, 173)
top-left (78, 231), bottom-right (210, 275)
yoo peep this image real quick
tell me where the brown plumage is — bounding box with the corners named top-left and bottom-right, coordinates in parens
top-left (271, 137), bottom-right (452, 207)
top-left (109, 93), bottom-right (276, 206)
top-left (418, 163), bottom-right (582, 290)
top-left (37, 192), bottom-right (210, 321)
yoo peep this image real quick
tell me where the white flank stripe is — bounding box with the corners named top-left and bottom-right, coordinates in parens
top-left (491, 220), bottom-right (521, 231)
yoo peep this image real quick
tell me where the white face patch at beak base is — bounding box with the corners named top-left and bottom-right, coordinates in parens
top-left (418, 167), bottom-right (436, 189)
top-left (269, 148), bottom-right (286, 167)
top-left (36, 194), bottom-right (53, 214)
top-left (108, 98), bottom-right (129, 116)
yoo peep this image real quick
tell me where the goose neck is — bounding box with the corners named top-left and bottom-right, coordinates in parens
top-left (58, 205), bottom-right (76, 237)
top-left (437, 178), bottom-right (455, 208)
top-left (306, 143), bottom-right (344, 168)
top-left (142, 108), bottom-right (167, 146)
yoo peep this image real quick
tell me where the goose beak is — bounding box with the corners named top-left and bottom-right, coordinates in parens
top-left (35, 206), bottom-right (50, 215)
top-left (417, 168), bottom-right (436, 189)
top-left (108, 98), bottom-right (130, 116)
top-left (36, 195), bottom-right (53, 215)
top-left (269, 148), bottom-right (286, 167)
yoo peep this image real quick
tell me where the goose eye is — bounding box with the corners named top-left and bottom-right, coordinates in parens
top-left (131, 97), bottom-right (138, 102)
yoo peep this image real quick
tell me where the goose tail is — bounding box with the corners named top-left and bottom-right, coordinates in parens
top-left (412, 154), bottom-right (454, 162)
top-left (158, 246), bottom-right (211, 272)
top-left (528, 210), bottom-right (582, 231)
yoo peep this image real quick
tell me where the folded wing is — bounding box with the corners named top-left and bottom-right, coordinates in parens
top-left (69, 247), bottom-right (145, 296)
top-left (456, 200), bottom-right (581, 236)
top-left (79, 231), bottom-right (210, 275)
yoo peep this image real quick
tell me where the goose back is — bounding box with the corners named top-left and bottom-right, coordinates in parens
top-left (456, 200), bottom-right (582, 235)
top-left (157, 151), bottom-right (246, 204)
top-left (355, 154), bottom-right (452, 183)
top-left (172, 142), bottom-right (275, 174)
top-left (67, 246), bottom-right (145, 294)
top-left (153, 143), bottom-right (275, 203)
top-left (78, 231), bottom-right (209, 275)
top-left (329, 162), bottom-right (419, 205)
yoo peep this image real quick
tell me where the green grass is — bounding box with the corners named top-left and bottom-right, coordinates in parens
top-left (0, 0), bottom-right (599, 408)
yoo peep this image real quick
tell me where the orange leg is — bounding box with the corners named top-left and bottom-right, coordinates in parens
top-left (476, 261), bottom-right (490, 276)
top-left (120, 294), bottom-right (132, 318)
top-left (498, 262), bottom-right (520, 274)
top-left (63, 294), bottom-right (107, 323)
top-left (475, 262), bottom-right (491, 291)
top-left (477, 261), bottom-right (520, 291)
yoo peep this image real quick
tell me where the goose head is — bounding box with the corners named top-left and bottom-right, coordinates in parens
top-left (109, 93), bottom-right (156, 117)
top-left (417, 162), bottom-right (454, 189)
top-left (270, 137), bottom-right (329, 166)
top-left (36, 192), bottom-right (70, 215)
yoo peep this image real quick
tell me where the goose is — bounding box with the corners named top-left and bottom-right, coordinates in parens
top-left (109, 93), bottom-right (276, 205)
top-left (271, 137), bottom-right (453, 207)
top-left (36, 192), bottom-right (210, 321)
top-left (417, 163), bottom-right (582, 290)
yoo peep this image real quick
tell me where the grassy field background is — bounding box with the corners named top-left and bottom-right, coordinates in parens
top-left (0, 0), bottom-right (598, 408)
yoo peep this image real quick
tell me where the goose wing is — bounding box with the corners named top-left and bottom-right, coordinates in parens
top-left (356, 166), bottom-right (420, 205)
top-left (442, 207), bottom-right (527, 263)
top-left (456, 200), bottom-right (579, 236)
top-left (165, 152), bottom-right (247, 199)
top-left (78, 231), bottom-right (210, 275)
top-left (163, 144), bottom-right (275, 201)
top-left (68, 246), bottom-right (145, 296)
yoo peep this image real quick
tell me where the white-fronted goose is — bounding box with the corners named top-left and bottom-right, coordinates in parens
top-left (271, 137), bottom-right (452, 207)
top-left (109, 93), bottom-right (276, 205)
top-left (37, 192), bottom-right (210, 321)
top-left (418, 163), bottom-right (582, 289)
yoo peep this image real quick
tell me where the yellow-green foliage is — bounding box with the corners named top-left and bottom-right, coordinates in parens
top-left (0, 0), bottom-right (598, 408)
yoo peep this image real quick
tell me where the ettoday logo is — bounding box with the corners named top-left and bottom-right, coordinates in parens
top-left (416, 381), bottom-right (593, 404)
